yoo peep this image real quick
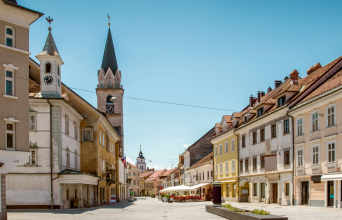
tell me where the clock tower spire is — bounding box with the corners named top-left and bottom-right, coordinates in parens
top-left (36, 17), bottom-right (64, 98)
top-left (96, 19), bottom-right (124, 156)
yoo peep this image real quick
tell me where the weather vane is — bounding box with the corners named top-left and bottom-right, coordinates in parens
top-left (46, 16), bottom-right (53, 27)
top-left (107, 14), bottom-right (111, 27)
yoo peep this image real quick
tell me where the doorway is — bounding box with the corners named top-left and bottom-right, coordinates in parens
top-left (272, 183), bottom-right (278, 203)
top-left (327, 181), bottom-right (334, 207)
top-left (301, 181), bottom-right (309, 205)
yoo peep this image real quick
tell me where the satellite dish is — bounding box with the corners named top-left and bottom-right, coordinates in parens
top-left (110, 97), bottom-right (118, 102)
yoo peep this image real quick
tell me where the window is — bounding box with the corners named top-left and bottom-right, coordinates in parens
top-left (312, 145), bottom-right (319, 165)
top-left (65, 114), bottom-right (69, 135)
top-left (199, 172), bottom-right (201, 180)
top-left (74, 125), bottom-right (78, 140)
top-left (129, 172), bottom-right (131, 176)
top-left (278, 95), bottom-right (286, 106)
top-left (106, 95), bottom-right (114, 113)
top-left (207, 171), bottom-right (209, 180)
top-left (227, 184), bottom-right (230, 197)
top-left (133, 180), bottom-right (136, 185)
top-left (66, 189), bottom-right (69, 200)
top-left (225, 141), bottom-right (228, 153)
top-left (257, 107), bottom-right (264, 117)
top-left (231, 139), bottom-right (235, 151)
top-left (215, 164), bottom-right (218, 175)
top-left (253, 183), bottom-right (257, 196)
top-left (252, 132), bottom-right (257, 144)
top-left (6, 123), bottom-right (15, 149)
top-left (29, 114), bottom-right (36, 131)
top-left (297, 149), bottom-right (303, 167)
top-left (232, 183), bottom-right (236, 197)
top-left (5, 70), bottom-right (14, 96)
top-left (284, 150), bottom-right (290, 165)
top-left (328, 142), bottom-right (336, 163)
top-left (260, 129), bottom-right (265, 142)
top-left (231, 160), bottom-right (235, 172)
top-left (312, 111), bottom-right (319, 132)
top-left (260, 156), bottom-right (265, 168)
top-left (5, 27), bottom-right (14, 47)
top-left (75, 155), bottom-right (78, 169)
top-left (75, 189), bottom-right (77, 199)
top-left (297, 118), bottom-right (303, 136)
top-left (215, 145), bottom-right (217, 156)
top-left (133, 172), bottom-right (136, 176)
top-left (82, 129), bottom-right (91, 142)
top-left (57, 64), bottom-right (60, 76)
top-left (220, 163), bottom-right (223, 174)
top-left (261, 183), bottom-right (265, 198)
top-left (100, 159), bottom-right (102, 171)
top-left (253, 158), bottom-right (257, 170)
top-left (99, 130), bottom-right (102, 144)
top-left (240, 160), bottom-right (243, 171)
top-left (219, 144), bottom-right (222, 155)
top-left (211, 170), bottom-right (213, 177)
top-left (45, 63), bottom-right (51, 73)
top-left (225, 161), bottom-right (228, 174)
top-left (242, 135), bottom-right (246, 148)
top-left (103, 160), bottom-right (106, 172)
top-left (271, 124), bottom-right (276, 138)
top-left (284, 120), bottom-right (289, 134)
top-left (66, 152), bottom-right (70, 167)
top-left (245, 159), bottom-right (249, 171)
top-left (285, 183), bottom-right (290, 196)
top-left (30, 150), bottom-right (36, 165)
top-left (327, 105), bottom-right (335, 127)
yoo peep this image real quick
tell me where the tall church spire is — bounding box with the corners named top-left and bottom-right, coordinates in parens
top-left (101, 27), bottom-right (118, 75)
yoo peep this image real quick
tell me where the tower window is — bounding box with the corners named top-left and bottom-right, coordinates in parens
top-left (108, 80), bottom-right (112, 87)
top-left (46, 63), bottom-right (51, 73)
top-left (57, 64), bottom-right (60, 75)
top-left (106, 95), bottom-right (114, 113)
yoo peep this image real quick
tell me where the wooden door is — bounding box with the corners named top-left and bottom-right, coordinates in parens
top-left (301, 181), bottom-right (309, 205)
top-left (272, 183), bottom-right (277, 203)
top-left (328, 181), bottom-right (334, 207)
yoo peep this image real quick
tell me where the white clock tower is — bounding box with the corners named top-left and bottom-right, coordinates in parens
top-left (136, 145), bottom-right (146, 173)
top-left (36, 24), bottom-right (64, 98)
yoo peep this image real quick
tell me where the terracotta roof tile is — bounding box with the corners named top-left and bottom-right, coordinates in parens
top-left (145, 169), bottom-right (167, 182)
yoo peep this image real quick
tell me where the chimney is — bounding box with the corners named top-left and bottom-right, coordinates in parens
top-left (249, 95), bottom-right (253, 107)
top-left (257, 91), bottom-right (261, 102)
top-left (307, 62), bottom-right (322, 75)
top-left (274, 80), bottom-right (282, 88)
top-left (284, 76), bottom-right (289, 81)
top-left (261, 91), bottom-right (265, 97)
top-left (267, 87), bottom-right (272, 93)
top-left (290, 69), bottom-right (299, 85)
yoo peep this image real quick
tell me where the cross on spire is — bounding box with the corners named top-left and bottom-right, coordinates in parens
top-left (107, 14), bottom-right (111, 27)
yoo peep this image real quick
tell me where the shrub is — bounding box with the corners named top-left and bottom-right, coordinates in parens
top-left (151, 194), bottom-right (155, 196)
top-left (221, 204), bottom-right (233, 208)
top-left (250, 208), bottom-right (270, 215)
top-left (227, 207), bottom-right (240, 212)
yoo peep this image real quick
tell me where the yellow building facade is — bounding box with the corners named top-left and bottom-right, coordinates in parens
top-left (211, 116), bottom-right (239, 202)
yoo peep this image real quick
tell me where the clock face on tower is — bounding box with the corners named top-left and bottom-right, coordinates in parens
top-left (106, 105), bottom-right (114, 113)
top-left (44, 75), bottom-right (53, 85)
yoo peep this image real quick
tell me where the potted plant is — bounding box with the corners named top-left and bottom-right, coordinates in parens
top-left (151, 194), bottom-right (155, 198)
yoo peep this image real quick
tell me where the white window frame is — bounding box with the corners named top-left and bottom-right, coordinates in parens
top-left (74, 124), bottom-right (78, 140)
top-left (215, 145), bottom-right (217, 156)
top-left (4, 68), bottom-right (15, 97)
top-left (99, 130), bottom-right (102, 144)
top-left (82, 129), bottom-right (92, 142)
top-left (297, 117), bottom-right (303, 136)
top-left (297, 148), bottom-right (304, 167)
top-left (66, 151), bottom-right (70, 167)
top-left (29, 113), bottom-right (37, 131)
top-left (225, 141), bottom-right (228, 153)
top-left (231, 160), bottom-right (235, 173)
top-left (65, 114), bottom-right (69, 135)
top-left (311, 110), bottom-right (319, 132)
top-left (231, 139), bottom-right (235, 151)
top-left (100, 159), bottom-right (102, 171)
top-left (75, 154), bottom-right (78, 170)
top-left (5, 26), bottom-right (15, 47)
top-left (29, 150), bottom-right (37, 165)
top-left (225, 161), bottom-right (228, 174)
top-left (311, 144), bottom-right (320, 165)
top-left (219, 144), bottom-right (222, 155)
top-left (326, 103), bottom-right (336, 128)
top-left (220, 163), bottom-right (223, 174)
top-left (215, 164), bottom-right (218, 175)
top-left (103, 160), bottom-right (105, 171)
top-left (327, 140), bottom-right (336, 163)
top-left (6, 122), bottom-right (15, 150)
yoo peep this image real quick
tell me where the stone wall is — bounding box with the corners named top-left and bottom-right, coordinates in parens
top-left (188, 128), bottom-right (215, 165)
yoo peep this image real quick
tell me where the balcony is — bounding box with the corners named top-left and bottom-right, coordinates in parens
top-left (126, 178), bottom-right (132, 184)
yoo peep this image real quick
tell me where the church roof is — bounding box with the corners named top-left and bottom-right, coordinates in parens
top-left (137, 148), bottom-right (145, 159)
top-left (41, 27), bottom-right (60, 57)
top-left (101, 27), bottom-right (118, 75)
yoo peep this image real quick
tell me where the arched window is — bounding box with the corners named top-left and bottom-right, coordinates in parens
top-left (57, 64), bottom-right (60, 75)
top-left (65, 114), bottom-right (69, 135)
top-left (100, 81), bottom-right (104, 88)
top-left (108, 80), bottom-right (112, 87)
top-left (5, 26), bottom-right (15, 47)
top-left (46, 63), bottom-right (51, 73)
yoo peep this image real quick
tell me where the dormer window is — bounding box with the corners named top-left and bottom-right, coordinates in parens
top-left (278, 95), bottom-right (286, 106)
top-left (244, 116), bottom-right (248, 123)
top-left (257, 108), bottom-right (264, 117)
top-left (5, 27), bottom-right (15, 47)
top-left (45, 63), bottom-right (51, 73)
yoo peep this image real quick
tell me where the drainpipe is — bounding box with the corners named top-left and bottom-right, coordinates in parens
top-left (287, 111), bottom-right (295, 206)
top-left (48, 99), bottom-right (53, 209)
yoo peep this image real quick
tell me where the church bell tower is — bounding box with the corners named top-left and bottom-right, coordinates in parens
top-left (96, 20), bottom-right (124, 155)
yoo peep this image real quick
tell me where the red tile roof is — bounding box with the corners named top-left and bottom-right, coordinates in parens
top-left (145, 169), bottom-right (167, 182)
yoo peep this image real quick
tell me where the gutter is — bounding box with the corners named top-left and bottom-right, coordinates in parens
top-left (48, 99), bottom-right (53, 209)
top-left (286, 111), bottom-right (295, 206)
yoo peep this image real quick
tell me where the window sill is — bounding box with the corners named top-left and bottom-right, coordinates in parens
top-left (271, 137), bottom-right (277, 139)
top-left (3, 94), bottom-right (18, 100)
top-left (310, 130), bottom-right (320, 136)
top-left (6, 148), bottom-right (15, 151)
top-left (283, 132), bottom-right (290, 136)
top-left (326, 125), bottom-right (337, 131)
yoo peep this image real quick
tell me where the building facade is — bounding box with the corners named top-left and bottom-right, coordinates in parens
top-left (0, 1), bottom-right (42, 219)
top-left (127, 163), bottom-right (140, 196)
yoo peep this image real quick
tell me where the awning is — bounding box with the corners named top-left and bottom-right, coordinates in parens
top-left (321, 174), bottom-right (342, 181)
top-left (192, 183), bottom-right (210, 189)
top-left (311, 175), bottom-right (322, 183)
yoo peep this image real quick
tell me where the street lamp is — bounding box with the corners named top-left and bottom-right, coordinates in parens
top-left (110, 97), bottom-right (118, 102)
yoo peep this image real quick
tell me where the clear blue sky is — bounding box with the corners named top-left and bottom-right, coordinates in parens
top-left (22, 0), bottom-right (342, 170)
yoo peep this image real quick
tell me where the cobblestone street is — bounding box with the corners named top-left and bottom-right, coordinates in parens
top-left (6, 197), bottom-right (342, 220)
